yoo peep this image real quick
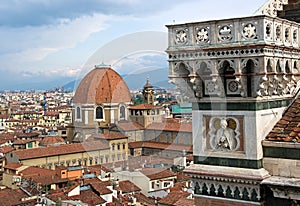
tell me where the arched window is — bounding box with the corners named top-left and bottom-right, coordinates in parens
top-left (76, 107), bottom-right (81, 119)
top-left (95, 106), bottom-right (103, 120)
top-left (285, 61), bottom-right (291, 73)
top-left (276, 60), bottom-right (282, 73)
top-left (266, 59), bottom-right (272, 72)
top-left (197, 62), bottom-right (213, 96)
top-left (220, 61), bottom-right (236, 96)
top-left (120, 106), bottom-right (126, 119)
top-left (243, 60), bottom-right (255, 97)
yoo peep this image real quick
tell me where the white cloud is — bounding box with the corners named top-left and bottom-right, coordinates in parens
top-left (0, 13), bottom-right (110, 69)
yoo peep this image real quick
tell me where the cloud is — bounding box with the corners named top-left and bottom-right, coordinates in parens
top-left (0, 0), bottom-right (197, 27)
top-left (0, 13), bottom-right (110, 70)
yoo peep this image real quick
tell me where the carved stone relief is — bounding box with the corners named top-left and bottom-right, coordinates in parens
top-left (242, 23), bottom-right (257, 39)
top-left (175, 29), bottom-right (188, 44)
top-left (195, 27), bottom-right (209, 43)
top-left (208, 117), bottom-right (240, 151)
top-left (218, 25), bottom-right (233, 42)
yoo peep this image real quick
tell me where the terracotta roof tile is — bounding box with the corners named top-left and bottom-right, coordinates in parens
top-left (266, 94), bottom-right (300, 143)
top-left (117, 180), bottom-right (141, 193)
top-left (140, 167), bottom-right (176, 180)
top-left (70, 189), bottom-right (106, 205)
top-left (91, 131), bottom-right (127, 140)
top-left (128, 141), bottom-right (192, 153)
top-left (0, 188), bottom-right (31, 206)
top-left (40, 136), bottom-right (65, 146)
top-left (132, 193), bottom-right (155, 206)
top-left (3, 163), bottom-right (23, 170)
top-left (146, 121), bottom-right (192, 133)
top-left (129, 104), bottom-right (161, 110)
top-left (73, 66), bottom-right (131, 104)
top-left (158, 190), bottom-right (190, 205)
top-left (0, 145), bottom-right (15, 154)
top-left (117, 120), bottom-right (144, 131)
top-left (14, 141), bottom-right (109, 160)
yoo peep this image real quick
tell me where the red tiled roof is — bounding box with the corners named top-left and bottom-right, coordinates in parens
top-left (128, 141), bottom-right (192, 153)
top-left (70, 189), bottom-right (106, 205)
top-left (0, 114), bottom-right (10, 119)
top-left (20, 166), bottom-right (68, 185)
top-left (91, 131), bottom-right (127, 140)
top-left (73, 66), bottom-right (131, 104)
top-left (40, 136), bottom-right (65, 146)
top-left (13, 139), bottom-right (36, 145)
top-left (0, 188), bottom-right (31, 206)
top-left (0, 145), bottom-right (15, 154)
top-left (90, 182), bottom-right (113, 195)
top-left (140, 167), bottom-right (176, 180)
top-left (132, 193), bottom-right (155, 206)
top-left (129, 103), bottom-right (161, 110)
top-left (174, 197), bottom-right (194, 206)
top-left (0, 133), bottom-right (15, 140)
top-left (266, 95), bottom-right (300, 142)
top-left (146, 121), bottom-right (192, 133)
top-left (117, 120), bottom-right (144, 131)
top-left (3, 163), bottom-right (22, 170)
top-left (158, 190), bottom-right (191, 205)
top-left (44, 111), bottom-right (59, 116)
top-left (117, 180), bottom-right (141, 193)
top-left (14, 141), bottom-right (109, 160)
top-left (15, 132), bottom-right (39, 138)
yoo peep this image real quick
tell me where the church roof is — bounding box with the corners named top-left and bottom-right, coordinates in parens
top-left (73, 65), bottom-right (131, 104)
top-left (266, 93), bottom-right (300, 143)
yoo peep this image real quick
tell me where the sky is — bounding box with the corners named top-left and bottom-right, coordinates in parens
top-left (0, 0), bottom-right (267, 90)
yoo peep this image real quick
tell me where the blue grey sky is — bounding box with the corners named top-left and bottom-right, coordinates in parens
top-left (0, 0), bottom-right (267, 90)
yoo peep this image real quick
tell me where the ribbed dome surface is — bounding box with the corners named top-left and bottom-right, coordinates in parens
top-left (73, 65), bottom-right (131, 104)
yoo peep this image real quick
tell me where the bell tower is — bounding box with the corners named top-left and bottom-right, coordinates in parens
top-left (166, 0), bottom-right (300, 204)
top-left (142, 78), bottom-right (155, 105)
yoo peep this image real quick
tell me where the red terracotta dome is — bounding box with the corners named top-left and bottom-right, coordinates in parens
top-left (73, 64), bottom-right (131, 104)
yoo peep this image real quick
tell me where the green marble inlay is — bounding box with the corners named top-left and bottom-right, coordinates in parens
top-left (263, 146), bottom-right (300, 160)
top-left (193, 99), bottom-right (292, 111)
top-left (194, 156), bottom-right (263, 169)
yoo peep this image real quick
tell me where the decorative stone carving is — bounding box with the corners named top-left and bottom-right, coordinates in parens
top-left (175, 29), bottom-right (188, 44)
top-left (209, 117), bottom-right (240, 151)
top-left (218, 25), bottom-right (233, 41)
top-left (257, 0), bottom-right (289, 18)
top-left (243, 23), bottom-right (257, 39)
top-left (195, 27), bottom-right (209, 43)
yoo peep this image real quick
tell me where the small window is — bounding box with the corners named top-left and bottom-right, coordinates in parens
top-left (117, 144), bottom-right (120, 150)
top-left (112, 144), bottom-right (115, 151)
top-left (120, 106), bottom-right (126, 119)
top-left (76, 107), bottom-right (81, 119)
top-left (123, 143), bottom-right (126, 150)
top-left (95, 106), bottom-right (104, 119)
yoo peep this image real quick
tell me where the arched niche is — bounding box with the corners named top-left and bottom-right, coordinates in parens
top-left (285, 60), bottom-right (291, 74)
top-left (266, 59), bottom-right (273, 73)
top-left (174, 62), bottom-right (191, 76)
top-left (276, 60), bottom-right (282, 73)
top-left (196, 61), bottom-right (214, 97)
top-left (219, 60), bottom-right (237, 96)
top-left (242, 59), bottom-right (255, 97)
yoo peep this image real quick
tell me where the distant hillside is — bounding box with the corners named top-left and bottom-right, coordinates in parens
top-left (123, 68), bottom-right (171, 89)
top-left (63, 68), bottom-right (173, 91)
